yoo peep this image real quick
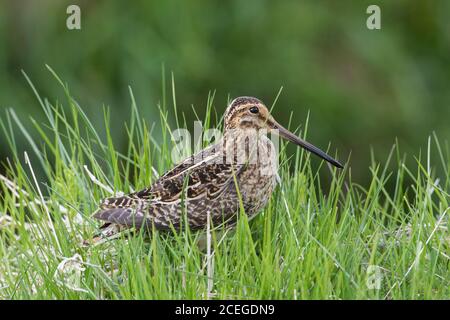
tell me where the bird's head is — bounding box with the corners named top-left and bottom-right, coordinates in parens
top-left (224, 96), bottom-right (343, 168)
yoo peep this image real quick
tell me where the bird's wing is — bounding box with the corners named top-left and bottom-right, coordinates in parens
top-left (94, 144), bottom-right (245, 230)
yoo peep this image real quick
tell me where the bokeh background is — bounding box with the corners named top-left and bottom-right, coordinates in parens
top-left (1, 0), bottom-right (449, 184)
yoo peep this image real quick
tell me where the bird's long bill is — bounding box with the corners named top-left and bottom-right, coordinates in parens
top-left (272, 121), bottom-right (343, 168)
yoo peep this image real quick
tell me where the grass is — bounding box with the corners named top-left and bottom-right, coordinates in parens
top-left (0, 68), bottom-right (448, 299)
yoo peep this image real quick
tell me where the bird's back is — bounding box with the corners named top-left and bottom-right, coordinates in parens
top-left (94, 142), bottom-right (246, 231)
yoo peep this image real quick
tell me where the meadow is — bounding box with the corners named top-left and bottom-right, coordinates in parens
top-left (0, 70), bottom-right (448, 299)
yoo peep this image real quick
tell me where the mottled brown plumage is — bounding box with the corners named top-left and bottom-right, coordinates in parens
top-left (89, 96), bottom-right (343, 243)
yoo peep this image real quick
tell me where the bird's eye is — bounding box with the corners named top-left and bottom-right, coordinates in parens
top-left (249, 106), bottom-right (259, 114)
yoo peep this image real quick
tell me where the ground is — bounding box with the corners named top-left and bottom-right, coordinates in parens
top-left (0, 74), bottom-right (448, 299)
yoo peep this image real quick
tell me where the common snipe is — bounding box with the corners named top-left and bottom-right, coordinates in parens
top-left (89, 96), bottom-right (343, 242)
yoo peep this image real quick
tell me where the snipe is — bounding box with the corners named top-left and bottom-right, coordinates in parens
top-left (89, 96), bottom-right (343, 242)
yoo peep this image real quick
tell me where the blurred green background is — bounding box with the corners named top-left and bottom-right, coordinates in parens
top-left (1, 0), bottom-right (449, 183)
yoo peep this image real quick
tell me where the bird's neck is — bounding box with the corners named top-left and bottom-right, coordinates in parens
top-left (219, 128), bottom-right (275, 166)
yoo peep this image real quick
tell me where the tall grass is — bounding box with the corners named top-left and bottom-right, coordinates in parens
top-left (0, 68), bottom-right (448, 299)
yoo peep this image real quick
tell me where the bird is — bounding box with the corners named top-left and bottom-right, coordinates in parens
top-left (87, 96), bottom-right (343, 244)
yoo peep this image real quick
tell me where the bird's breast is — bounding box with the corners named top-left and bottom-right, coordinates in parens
top-left (236, 138), bottom-right (279, 216)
